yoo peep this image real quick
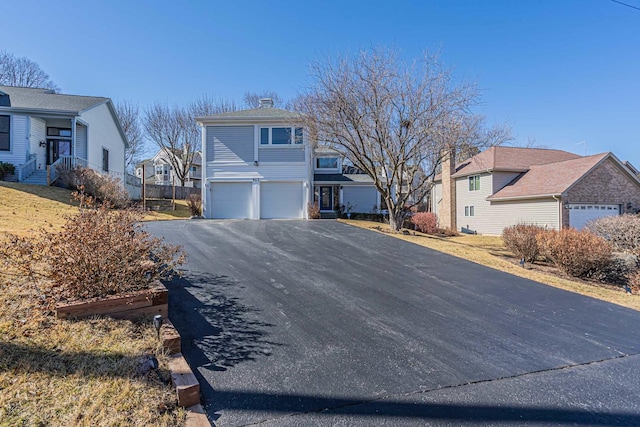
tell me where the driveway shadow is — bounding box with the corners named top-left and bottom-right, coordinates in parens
top-left (163, 271), bottom-right (283, 412)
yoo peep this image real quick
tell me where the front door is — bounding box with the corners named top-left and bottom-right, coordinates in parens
top-left (320, 186), bottom-right (333, 210)
top-left (46, 139), bottom-right (71, 165)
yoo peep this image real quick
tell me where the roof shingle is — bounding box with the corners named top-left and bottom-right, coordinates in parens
top-left (0, 85), bottom-right (108, 112)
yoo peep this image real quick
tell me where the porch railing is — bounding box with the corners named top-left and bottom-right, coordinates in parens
top-left (47, 156), bottom-right (88, 185)
top-left (17, 154), bottom-right (37, 181)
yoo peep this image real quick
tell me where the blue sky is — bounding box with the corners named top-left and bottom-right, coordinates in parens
top-left (2, 0), bottom-right (639, 164)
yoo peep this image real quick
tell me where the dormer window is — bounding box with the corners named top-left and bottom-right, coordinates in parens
top-left (260, 127), bottom-right (303, 145)
top-left (316, 158), bottom-right (339, 169)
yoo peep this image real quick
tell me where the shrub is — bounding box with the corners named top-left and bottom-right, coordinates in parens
top-left (0, 195), bottom-right (185, 303)
top-left (411, 212), bottom-right (438, 234)
top-left (584, 214), bottom-right (640, 256)
top-left (502, 224), bottom-right (546, 263)
top-left (0, 161), bottom-right (16, 180)
top-left (186, 194), bottom-right (202, 216)
top-left (536, 228), bottom-right (612, 278)
top-left (629, 270), bottom-right (640, 294)
top-left (57, 166), bottom-right (129, 208)
top-left (308, 201), bottom-right (320, 219)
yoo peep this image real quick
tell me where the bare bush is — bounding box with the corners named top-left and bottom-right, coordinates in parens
top-left (411, 212), bottom-right (438, 234)
top-left (57, 166), bottom-right (129, 208)
top-left (0, 195), bottom-right (185, 303)
top-left (537, 229), bottom-right (612, 278)
top-left (186, 194), bottom-right (202, 216)
top-left (584, 214), bottom-right (640, 256)
top-left (502, 224), bottom-right (546, 263)
top-left (308, 201), bottom-right (320, 219)
top-left (629, 270), bottom-right (640, 294)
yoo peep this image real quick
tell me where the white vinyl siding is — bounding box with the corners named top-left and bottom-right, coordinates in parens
top-left (342, 186), bottom-right (378, 213)
top-left (0, 114), bottom-right (28, 164)
top-left (75, 123), bottom-right (87, 161)
top-left (31, 117), bottom-right (46, 169)
top-left (206, 126), bottom-right (254, 163)
top-left (80, 103), bottom-right (126, 178)
top-left (431, 182), bottom-right (442, 216)
top-left (260, 182), bottom-right (304, 219)
top-left (455, 173), bottom-right (492, 232)
top-left (209, 182), bottom-right (253, 219)
top-left (481, 199), bottom-right (560, 235)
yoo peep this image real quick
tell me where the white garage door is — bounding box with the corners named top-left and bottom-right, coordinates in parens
top-left (569, 204), bottom-right (619, 230)
top-left (260, 182), bottom-right (303, 219)
top-left (210, 182), bottom-right (252, 219)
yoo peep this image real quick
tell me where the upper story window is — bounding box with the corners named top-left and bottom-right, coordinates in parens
top-left (316, 157), bottom-right (339, 169)
top-left (260, 127), bottom-right (303, 145)
top-left (468, 175), bottom-right (480, 191)
top-left (0, 115), bottom-right (10, 151)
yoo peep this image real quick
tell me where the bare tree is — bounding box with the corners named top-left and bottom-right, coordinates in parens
top-left (0, 51), bottom-right (59, 91)
top-left (243, 90), bottom-right (284, 108)
top-left (115, 100), bottom-right (144, 172)
top-left (144, 96), bottom-right (236, 186)
top-left (298, 47), bottom-right (510, 231)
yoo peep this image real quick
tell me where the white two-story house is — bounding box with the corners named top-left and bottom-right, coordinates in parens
top-left (196, 98), bottom-right (311, 219)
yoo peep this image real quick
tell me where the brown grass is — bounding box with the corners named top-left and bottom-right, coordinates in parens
top-left (341, 219), bottom-right (640, 311)
top-left (0, 182), bottom-right (188, 425)
top-left (0, 276), bottom-right (185, 426)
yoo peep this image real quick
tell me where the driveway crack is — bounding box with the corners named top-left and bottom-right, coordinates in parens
top-left (242, 351), bottom-right (640, 426)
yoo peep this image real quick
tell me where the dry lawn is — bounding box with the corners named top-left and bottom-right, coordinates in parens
top-left (0, 182), bottom-right (189, 426)
top-left (0, 276), bottom-right (185, 427)
top-left (341, 219), bottom-right (640, 312)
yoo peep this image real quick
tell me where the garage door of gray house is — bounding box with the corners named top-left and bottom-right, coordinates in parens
top-left (260, 181), bottom-right (304, 219)
top-left (209, 182), bottom-right (253, 219)
top-left (569, 204), bottom-right (619, 229)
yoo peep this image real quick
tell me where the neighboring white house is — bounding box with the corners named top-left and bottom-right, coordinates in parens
top-left (136, 150), bottom-right (202, 188)
top-left (196, 98), bottom-right (311, 219)
top-left (431, 146), bottom-right (640, 235)
top-left (0, 85), bottom-right (127, 185)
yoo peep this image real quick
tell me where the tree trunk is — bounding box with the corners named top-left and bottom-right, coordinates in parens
top-left (388, 211), bottom-right (404, 232)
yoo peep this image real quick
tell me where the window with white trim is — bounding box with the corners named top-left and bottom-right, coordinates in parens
top-left (468, 175), bottom-right (480, 191)
top-left (464, 206), bottom-right (475, 217)
top-left (259, 127), bottom-right (303, 145)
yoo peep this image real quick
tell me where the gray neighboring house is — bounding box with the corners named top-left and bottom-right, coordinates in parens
top-left (0, 85), bottom-right (127, 186)
top-left (432, 146), bottom-right (640, 235)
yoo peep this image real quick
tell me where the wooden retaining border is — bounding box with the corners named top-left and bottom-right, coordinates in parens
top-left (161, 319), bottom-right (211, 427)
top-left (55, 282), bottom-right (168, 320)
top-left (54, 282), bottom-right (210, 426)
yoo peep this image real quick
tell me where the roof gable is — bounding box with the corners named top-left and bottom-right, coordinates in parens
top-left (452, 146), bottom-right (581, 178)
top-left (488, 153), bottom-right (610, 200)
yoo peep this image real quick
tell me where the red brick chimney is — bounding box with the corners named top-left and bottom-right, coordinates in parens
top-left (440, 147), bottom-right (457, 230)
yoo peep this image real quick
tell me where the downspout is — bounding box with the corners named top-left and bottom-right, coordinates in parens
top-left (552, 194), bottom-right (562, 230)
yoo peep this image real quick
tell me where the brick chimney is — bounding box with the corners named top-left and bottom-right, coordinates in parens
top-left (440, 147), bottom-right (457, 230)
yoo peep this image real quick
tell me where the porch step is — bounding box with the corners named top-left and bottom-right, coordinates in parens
top-left (22, 170), bottom-right (48, 186)
top-left (320, 212), bottom-right (338, 219)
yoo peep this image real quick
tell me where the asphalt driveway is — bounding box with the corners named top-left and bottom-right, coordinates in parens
top-left (145, 220), bottom-right (640, 426)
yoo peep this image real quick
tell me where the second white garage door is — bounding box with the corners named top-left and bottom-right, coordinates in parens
top-left (569, 204), bottom-right (619, 230)
top-left (210, 182), bottom-right (252, 219)
top-left (260, 182), bottom-right (303, 219)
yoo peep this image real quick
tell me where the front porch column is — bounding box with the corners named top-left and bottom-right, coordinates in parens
top-left (71, 117), bottom-right (77, 166)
